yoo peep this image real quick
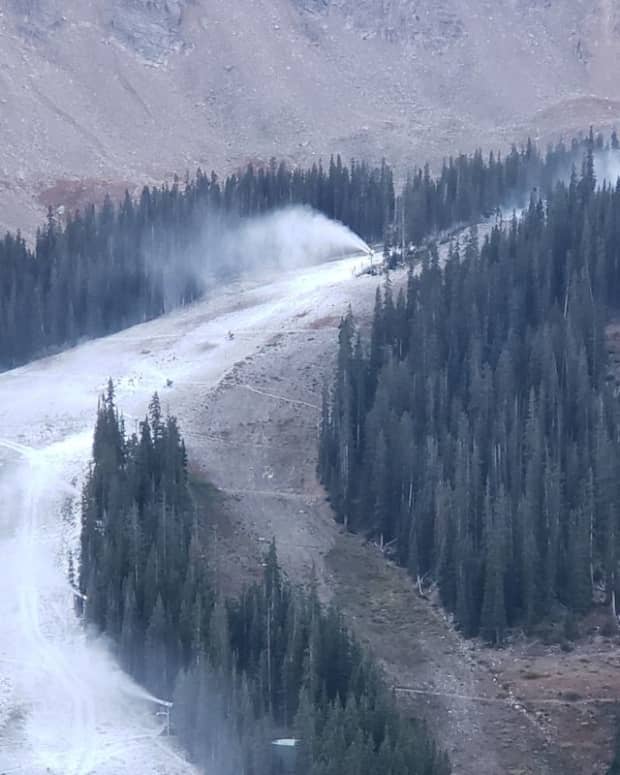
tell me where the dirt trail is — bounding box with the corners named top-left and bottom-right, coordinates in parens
top-left (327, 536), bottom-right (578, 775)
top-left (188, 294), bottom-right (584, 775)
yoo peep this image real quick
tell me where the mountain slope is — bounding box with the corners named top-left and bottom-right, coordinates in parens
top-left (1, 0), bottom-right (619, 234)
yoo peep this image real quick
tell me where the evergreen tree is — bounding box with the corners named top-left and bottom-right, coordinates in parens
top-left (321, 150), bottom-right (620, 638)
top-left (80, 389), bottom-right (449, 774)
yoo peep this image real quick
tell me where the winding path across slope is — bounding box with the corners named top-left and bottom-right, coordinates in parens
top-left (186, 242), bottom-right (584, 774)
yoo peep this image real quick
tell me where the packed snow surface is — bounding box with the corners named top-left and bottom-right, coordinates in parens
top-left (0, 250), bottom-right (373, 774)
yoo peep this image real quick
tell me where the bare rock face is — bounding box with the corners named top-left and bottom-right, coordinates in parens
top-left (0, 0), bottom-right (618, 239)
top-left (295, 0), bottom-right (464, 48)
top-left (7, 0), bottom-right (65, 38)
top-left (104, 0), bottom-right (189, 61)
top-left (297, 0), bottom-right (329, 12)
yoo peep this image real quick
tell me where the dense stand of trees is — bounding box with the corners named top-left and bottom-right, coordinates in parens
top-left (320, 142), bottom-right (620, 644)
top-left (0, 158), bottom-right (394, 370)
top-left (1, 135), bottom-right (602, 373)
top-left (14, 132), bottom-right (620, 770)
top-left (609, 727), bottom-right (620, 774)
top-left (79, 384), bottom-right (450, 775)
top-left (399, 136), bottom-right (599, 246)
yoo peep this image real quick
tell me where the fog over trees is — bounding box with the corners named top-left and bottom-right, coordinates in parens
top-left (0, 135), bottom-right (598, 371)
top-left (0, 159), bottom-right (394, 370)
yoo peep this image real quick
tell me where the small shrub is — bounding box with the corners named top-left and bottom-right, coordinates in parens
top-left (523, 671), bottom-right (544, 680)
top-left (563, 613), bottom-right (579, 642)
top-left (601, 617), bottom-right (619, 638)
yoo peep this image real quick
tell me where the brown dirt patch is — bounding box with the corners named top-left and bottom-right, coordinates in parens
top-left (489, 637), bottom-right (620, 774)
top-left (37, 178), bottom-right (137, 216)
top-left (308, 315), bottom-right (341, 330)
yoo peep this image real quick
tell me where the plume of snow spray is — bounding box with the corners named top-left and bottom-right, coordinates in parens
top-left (157, 205), bottom-right (370, 311)
top-left (183, 206), bottom-right (370, 293)
top-left (594, 150), bottom-right (620, 188)
top-left (225, 206), bottom-right (371, 268)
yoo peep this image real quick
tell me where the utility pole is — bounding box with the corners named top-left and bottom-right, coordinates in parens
top-left (213, 524), bottom-right (220, 598)
top-left (401, 193), bottom-right (406, 261)
top-left (268, 594), bottom-right (272, 708)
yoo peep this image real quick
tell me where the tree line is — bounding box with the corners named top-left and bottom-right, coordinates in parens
top-left (79, 383), bottom-right (450, 775)
top-left (320, 139), bottom-right (620, 644)
top-left (1, 136), bottom-right (601, 373)
top-left (396, 133), bottom-right (610, 248)
top-left (0, 158), bottom-right (394, 371)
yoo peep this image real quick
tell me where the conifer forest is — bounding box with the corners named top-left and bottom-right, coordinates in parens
top-left (4, 128), bottom-right (620, 775)
top-left (0, 136), bottom-right (597, 371)
top-left (320, 135), bottom-right (620, 645)
top-left (79, 384), bottom-right (450, 775)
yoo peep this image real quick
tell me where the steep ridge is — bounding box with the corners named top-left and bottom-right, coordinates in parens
top-left (0, 0), bottom-right (619, 235)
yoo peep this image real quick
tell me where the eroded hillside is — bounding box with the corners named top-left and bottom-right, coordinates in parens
top-left (1, 0), bottom-right (619, 235)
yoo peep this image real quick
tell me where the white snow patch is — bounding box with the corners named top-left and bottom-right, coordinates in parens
top-left (0, 249), bottom-right (376, 774)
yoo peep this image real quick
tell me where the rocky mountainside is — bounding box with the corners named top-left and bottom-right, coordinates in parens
top-left (0, 0), bottom-right (619, 234)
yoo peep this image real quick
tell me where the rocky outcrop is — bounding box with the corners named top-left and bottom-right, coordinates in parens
top-left (104, 0), bottom-right (188, 61)
top-left (0, 0), bottom-right (617, 239)
top-left (295, 0), bottom-right (464, 48)
top-left (8, 0), bottom-right (65, 38)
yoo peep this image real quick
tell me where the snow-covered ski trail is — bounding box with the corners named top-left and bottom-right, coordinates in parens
top-left (0, 251), bottom-right (376, 773)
